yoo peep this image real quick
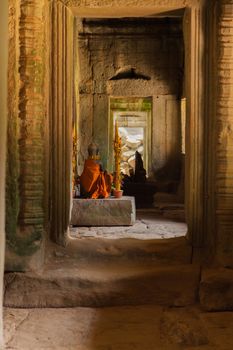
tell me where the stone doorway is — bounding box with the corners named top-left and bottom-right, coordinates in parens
top-left (50, 1), bottom-right (206, 252)
top-left (109, 97), bottom-right (152, 177)
top-left (70, 14), bottom-right (187, 240)
top-left (70, 17), bottom-right (187, 239)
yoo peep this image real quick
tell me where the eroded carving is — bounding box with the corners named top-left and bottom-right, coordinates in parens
top-left (6, 0), bottom-right (46, 257)
top-left (62, 0), bottom-right (197, 9)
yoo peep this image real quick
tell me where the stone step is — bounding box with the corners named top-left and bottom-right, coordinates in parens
top-left (199, 268), bottom-right (233, 311)
top-left (4, 263), bottom-right (200, 308)
top-left (61, 236), bottom-right (192, 266)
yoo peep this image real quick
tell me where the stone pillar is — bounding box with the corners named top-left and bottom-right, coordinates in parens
top-left (50, 0), bottom-right (74, 244)
top-left (183, 4), bottom-right (206, 247)
top-left (0, 0), bottom-right (8, 345)
top-left (17, 0), bottom-right (46, 241)
top-left (214, 0), bottom-right (233, 266)
top-left (6, 0), bottom-right (47, 270)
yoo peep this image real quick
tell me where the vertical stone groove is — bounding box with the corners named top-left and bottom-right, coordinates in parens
top-left (183, 5), bottom-right (205, 247)
top-left (50, 0), bottom-right (73, 244)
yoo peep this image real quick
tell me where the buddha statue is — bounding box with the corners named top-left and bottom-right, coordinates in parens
top-left (80, 143), bottom-right (113, 199)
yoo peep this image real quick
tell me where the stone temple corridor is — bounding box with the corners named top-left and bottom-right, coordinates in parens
top-left (1, 0), bottom-right (233, 349)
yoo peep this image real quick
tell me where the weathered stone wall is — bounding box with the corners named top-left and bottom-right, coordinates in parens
top-left (6, 0), bottom-right (20, 269)
top-left (6, 0), bottom-right (48, 271)
top-left (214, 0), bottom-right (233, 266)
top-left (5, 0), bottom-right (74, 269)
top-left (0, 0), bottom-right (8, 345)
top-left (75, 18), bottom-right (184, 175)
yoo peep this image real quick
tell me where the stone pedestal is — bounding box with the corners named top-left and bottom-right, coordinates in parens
top-left (71, 196), bottom-right (136, 226)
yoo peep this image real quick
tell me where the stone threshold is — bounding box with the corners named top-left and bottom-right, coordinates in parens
top-left (4, 263), bottom-right (200, 308)
top-left (63, 235), bottom-right (191, 265)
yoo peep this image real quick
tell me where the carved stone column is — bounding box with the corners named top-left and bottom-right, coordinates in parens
top-left (18, 0), bottom-right (46, 238)
top-left (214, 0), bottom-right (233, 266)
top-left (50, 0), bottom-right (74, 244)
top-left (6, 0), bottom-right (47, 269)
top-left (183, 3), bottom-right (206, 248)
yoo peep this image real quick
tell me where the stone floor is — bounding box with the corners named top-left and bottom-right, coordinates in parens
top-left (70, 210), bottom-right (187, 240)
top-left (4, 209), bottom-right (232, 349)
top-left (4, 305), bottom-right (233, 350)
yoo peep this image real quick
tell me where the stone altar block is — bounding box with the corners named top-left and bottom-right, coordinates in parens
top-left (71, 196), bottom-right (136, 226)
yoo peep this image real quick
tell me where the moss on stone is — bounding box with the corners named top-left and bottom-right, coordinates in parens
top-left (7, 227), bottom-right (42, 257)
top-left (5, 116), bottom-right (20, 246)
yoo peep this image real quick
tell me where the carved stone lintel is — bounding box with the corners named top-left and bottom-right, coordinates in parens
top-left (62, 0), bottom-right (193, 8)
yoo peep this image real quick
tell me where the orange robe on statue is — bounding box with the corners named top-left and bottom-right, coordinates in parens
top-left (80, 159), bottom-right (112, 199)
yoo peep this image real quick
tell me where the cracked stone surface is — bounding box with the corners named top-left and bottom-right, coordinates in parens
top-left (70, 212), bottom-right (187, 240)
top-left (4, 306), bottom-right (233, 350)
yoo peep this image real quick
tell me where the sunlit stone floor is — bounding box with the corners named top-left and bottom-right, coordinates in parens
top-left (70, 211), bottom-right (187, 240)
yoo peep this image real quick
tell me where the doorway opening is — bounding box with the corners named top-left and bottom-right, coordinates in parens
top-left (70, 15), bottom-right (187, 240)
top-left (109, 97), bottom-right (152, 175)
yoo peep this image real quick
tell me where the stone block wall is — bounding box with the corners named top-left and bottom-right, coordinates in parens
top-left (75, 18), bottom-right (184, 176)
top-left (214, 0), bottom-right (233, 266)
